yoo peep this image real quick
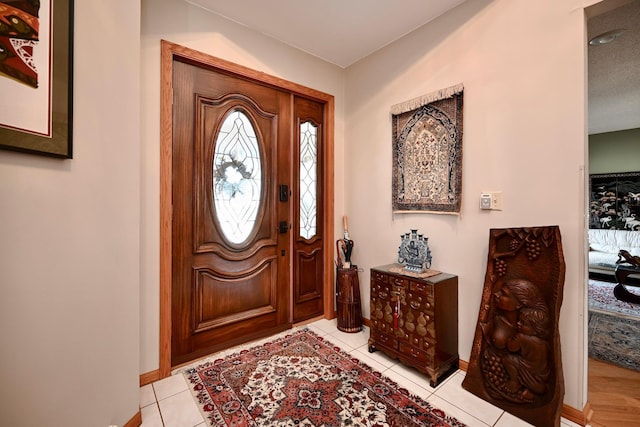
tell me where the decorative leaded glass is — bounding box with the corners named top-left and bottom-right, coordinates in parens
top-left (213, 110), bottom-right (261, 244)
top-left (299, 121), bottom-right (317, 239)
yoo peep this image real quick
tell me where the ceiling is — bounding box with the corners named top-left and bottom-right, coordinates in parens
top-left (185, 0), bottom-right (639, 135)
top-left (183, 0), bottom-right (468, 68)
top-left (588, 0), bottom-right (640, 134)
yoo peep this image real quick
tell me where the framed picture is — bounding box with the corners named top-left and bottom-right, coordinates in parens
top-left (0, 0), bottom-right (73, 158)
top-left (391, 84), bottom-right (464, 213)
top-left (589, 171), bottom-right (640, 229)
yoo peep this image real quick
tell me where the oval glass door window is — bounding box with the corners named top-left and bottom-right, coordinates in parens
top-left (299, 121), bottom-right (317, 239)
top-left (213, 110), bottom-right (262, 244)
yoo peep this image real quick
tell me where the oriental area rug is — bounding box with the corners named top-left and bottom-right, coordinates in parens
top-left (180, 328), bottom-right (467, 426)
top-left (588, 279), bottom-right (640, 371)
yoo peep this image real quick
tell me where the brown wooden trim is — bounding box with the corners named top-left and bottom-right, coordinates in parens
top-left (582, 401), bottom-right (593, 426)
top-left (160, 40), bottom-right (334, 103)
top-left (159, 40), bottom-right (174, 379)
top-left (323, 97), bottom-right (335, 319)
top-left (159, 39), bottom-right (335, 376)
top-left (560, 403), bottom-right (588, 426)
top-left (123, 410), bottom-right (142, 427)
top-left (139, 369), bottom-right (161, 387)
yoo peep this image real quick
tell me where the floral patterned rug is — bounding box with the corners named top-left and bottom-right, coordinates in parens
top-left (589, 279), bottom-right (640, 317)
top-left (588, 310), bottom-right (640, 371)
top-left (180, 328), bottom-right (466, 426)
top-left (588, 280), bottom-right (640, 371)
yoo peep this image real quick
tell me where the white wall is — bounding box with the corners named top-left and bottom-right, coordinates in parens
top-left (589, 128), bottom-right (640, 173)
top-left (140, 0), bottom-right (347, 373)
top-left (345, 0), bottom-right (591, 410)
top-left (139, 0), bottom-right (602, 414)
top-left (0, 1), bottom-right (141, 426)
top-left (0, 0), bottom-right (600, 422)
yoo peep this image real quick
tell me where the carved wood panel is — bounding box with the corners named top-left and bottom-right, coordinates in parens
top-left (462, 226), bottom-right (565, 427)
top-left (193, 262), bottom-right (277, 333)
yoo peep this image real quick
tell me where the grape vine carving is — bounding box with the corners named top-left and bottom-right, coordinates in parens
top-left (490, 228), bottom-right (555, 279)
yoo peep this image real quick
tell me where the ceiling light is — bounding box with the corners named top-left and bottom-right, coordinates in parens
top-left (589, 29), bottom-right (626, 46)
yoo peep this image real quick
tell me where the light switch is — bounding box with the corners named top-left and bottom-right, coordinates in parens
top-left (492, 191), bottom-right (503, 210)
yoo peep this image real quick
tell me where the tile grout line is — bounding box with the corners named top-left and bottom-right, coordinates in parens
top-left (151, 384), bottom-right (167, 427)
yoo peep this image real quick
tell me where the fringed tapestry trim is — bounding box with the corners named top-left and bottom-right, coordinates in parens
top-left (390, 83), bottom-right (464, 115)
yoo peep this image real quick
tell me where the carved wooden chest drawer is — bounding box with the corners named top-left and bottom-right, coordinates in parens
top-left (368, 264), bottom-right (459, 387)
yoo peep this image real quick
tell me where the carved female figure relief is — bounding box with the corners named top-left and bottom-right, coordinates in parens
top-left (480, 279), bottom-right (551, 403)
top-left (487, 284), bottom-right (519, 349)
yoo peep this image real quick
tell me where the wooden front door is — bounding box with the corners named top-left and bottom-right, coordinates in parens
top-left (166, 45), bottom-right (333, 368)
top-left (171, 59), bottom-right (293, 366)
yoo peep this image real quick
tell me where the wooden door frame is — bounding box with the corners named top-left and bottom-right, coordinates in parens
top-left (159, 40), bottom-right (335, 377)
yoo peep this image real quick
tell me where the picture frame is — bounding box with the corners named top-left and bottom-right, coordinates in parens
top-left (0, 0), bottom-right (74, 158)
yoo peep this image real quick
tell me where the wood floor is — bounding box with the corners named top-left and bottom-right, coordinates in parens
top-left (588, 358), bottom-right (640, 427)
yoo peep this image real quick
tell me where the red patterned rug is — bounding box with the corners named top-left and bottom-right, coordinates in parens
top-left (589, 279), bottom-right (640, 317)
top-left (181, 328), bottom-right (466, 426)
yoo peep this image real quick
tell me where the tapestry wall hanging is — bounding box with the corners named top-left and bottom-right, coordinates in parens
top-left (392, 84), bottom-right (463, 213)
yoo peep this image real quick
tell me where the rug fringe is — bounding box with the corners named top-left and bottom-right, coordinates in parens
top-left (391, 83), bottom-right (464, 115)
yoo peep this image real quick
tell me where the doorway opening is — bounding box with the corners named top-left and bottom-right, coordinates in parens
top-left (586, 1), bottom-right (640, 425)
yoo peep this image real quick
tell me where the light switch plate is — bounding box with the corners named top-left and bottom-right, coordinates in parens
top-left (480, 192), bottom-right (503, 210)
top-left (492, 191), bottom-right (503, 210)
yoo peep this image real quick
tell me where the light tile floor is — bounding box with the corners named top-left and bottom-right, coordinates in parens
top-left (140, 318), bottom-right (585, 427)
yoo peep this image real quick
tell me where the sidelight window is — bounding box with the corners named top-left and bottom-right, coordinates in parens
top-left (299, 121), bottom-right (317, 239)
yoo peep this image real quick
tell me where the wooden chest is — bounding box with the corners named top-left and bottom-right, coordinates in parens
top-left (368, 264), bottom-right (459, 387)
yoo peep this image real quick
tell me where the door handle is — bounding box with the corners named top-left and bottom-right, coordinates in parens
top-left (279, 221), bottom-right (290, 233)
top-left (279, 184), bottom-right (289, 202)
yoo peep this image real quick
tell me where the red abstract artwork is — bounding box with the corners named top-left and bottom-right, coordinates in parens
top-left (0, 1), bottom-right (40, 88)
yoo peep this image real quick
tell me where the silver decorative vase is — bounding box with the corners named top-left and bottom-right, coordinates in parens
top-left (398, 229), bottom-right (432, 273)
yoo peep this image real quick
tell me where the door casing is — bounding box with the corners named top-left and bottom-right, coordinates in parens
top-left (159, 40), bottom-right (335, 376)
